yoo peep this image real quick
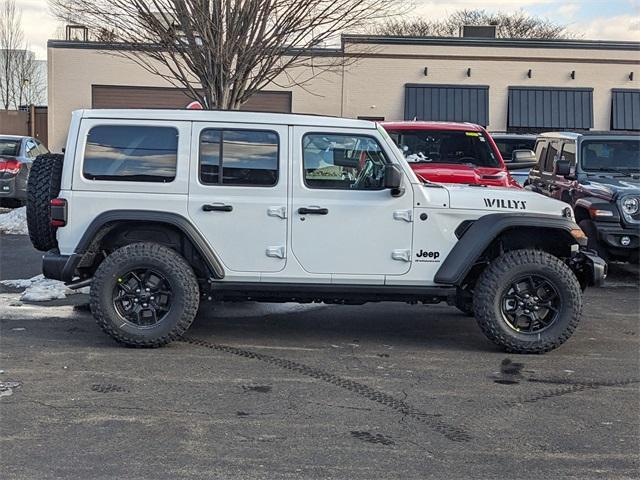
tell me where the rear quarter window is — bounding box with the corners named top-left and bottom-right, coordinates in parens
top-left (83, 125), bottom-right (178, 182)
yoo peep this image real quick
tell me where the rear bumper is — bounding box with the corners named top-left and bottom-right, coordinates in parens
top-left (42, 250), bottom-right (82, 282)
top-left (0, 177), bottom-right (18, 198)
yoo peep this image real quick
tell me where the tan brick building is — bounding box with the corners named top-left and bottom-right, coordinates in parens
top-left (47, 34), bottom-right (639, 152)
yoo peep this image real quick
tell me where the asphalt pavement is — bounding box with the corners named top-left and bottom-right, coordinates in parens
top-left (0, 233), bottom-right (639, 479)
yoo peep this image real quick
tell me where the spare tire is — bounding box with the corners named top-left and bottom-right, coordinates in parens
top-left (27, 153), bottom-right (64, 252)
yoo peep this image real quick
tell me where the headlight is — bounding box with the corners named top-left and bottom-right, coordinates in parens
top-left (622, 197), bottom-right (639, 216)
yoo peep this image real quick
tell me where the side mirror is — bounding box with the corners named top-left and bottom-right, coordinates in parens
top-left (512, 149), bottom-right (536, 163)
top-left (506, 149), bottom-right (537, 171)
top-left (554, 158), bottom-right (571, 176)
top-left (332, 148), bottom-right (359, 169)
top-left (384, 164), bottom-right (404, 195)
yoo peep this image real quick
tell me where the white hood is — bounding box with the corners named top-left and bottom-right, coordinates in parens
top-left (443, 184), bottom-right (571, 218)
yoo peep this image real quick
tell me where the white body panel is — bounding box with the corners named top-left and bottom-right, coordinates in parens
top-left (57, 109), bottom-right (573, 287)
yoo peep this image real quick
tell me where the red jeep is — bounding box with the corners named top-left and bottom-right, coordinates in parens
top-left (382, 121), bottom-right (521, 188)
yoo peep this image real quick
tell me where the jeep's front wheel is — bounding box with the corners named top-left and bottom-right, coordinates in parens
top-left (90, 243), bottom-right (200, 347)
top-left (474, 249), bottom-right (582, 354)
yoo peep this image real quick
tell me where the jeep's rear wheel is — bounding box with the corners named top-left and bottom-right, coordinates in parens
top-left (474, 249), bottom-right (582, 354)
top-left (26, 153), bottom-right (64, 251)
top-left (90, 242), bottom-right (199, 347)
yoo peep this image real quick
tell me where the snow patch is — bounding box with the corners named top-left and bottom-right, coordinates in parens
top-left (0, 275), bottom-right (87, 302)
top-left (0, 206), bottom-right (28, 235)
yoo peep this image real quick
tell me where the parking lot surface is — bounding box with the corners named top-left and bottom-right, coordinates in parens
top-left (0, 245), bottom-right (638, 479)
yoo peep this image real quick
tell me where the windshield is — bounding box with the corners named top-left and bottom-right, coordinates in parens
top-left (493, 138), bottom-right (535, 162)
top-left (386, 129), bottom-right (500, 168)
top-left (582, 140), bottom-right (640, 172)
top-left (0, 139), bottom-right (20, 157)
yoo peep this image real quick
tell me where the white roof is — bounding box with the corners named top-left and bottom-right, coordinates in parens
top-left (78, 109), bottom-right (376, 129)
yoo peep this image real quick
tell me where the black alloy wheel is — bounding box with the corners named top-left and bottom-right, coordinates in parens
top-left (500, 275), bottom-right (561, 334)
top-left (113, 268), bottom-right (173, 327)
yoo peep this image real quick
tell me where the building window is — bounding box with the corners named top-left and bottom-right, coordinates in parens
top-left (302, 133), bottom-right (388, 190)
top-left (83, 125), bottom-right (178, 182)
top-left (199, 129), bottom-right (279, 186)
top-left (507, 87), bottom-right (593, 132)
top-left (404, 84), bottom-right (489, 126)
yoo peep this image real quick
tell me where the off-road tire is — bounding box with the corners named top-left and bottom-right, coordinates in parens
top-left (90, 242), bottom-right (200, 347)
top-left (578, 219), bottom-right (609, 262)
top-left (26, 153), bottom-right (64, 251)
top-left (474, 249), bottom-right (582, 354)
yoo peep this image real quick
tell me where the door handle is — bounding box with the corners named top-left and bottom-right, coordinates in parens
top-left (298, 207), bottom-right (329, 215)
top-left (202, 204), bottom-right (233, 212)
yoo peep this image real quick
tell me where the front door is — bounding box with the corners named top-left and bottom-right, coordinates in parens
top-left (188, 122), bottom-right (288, 273)
top-left (291, 127), bottom-right (414, 277)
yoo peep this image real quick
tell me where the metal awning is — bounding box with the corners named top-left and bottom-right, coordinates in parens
top-left (404, 84), bottom-right (489, 125)
top-left (508, 87), bottom-right (593, 130)
top-left (612, 89), bottom-right (640, 131)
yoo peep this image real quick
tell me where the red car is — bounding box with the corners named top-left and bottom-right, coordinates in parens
top-left (382, 121), bottom-right (521, 188)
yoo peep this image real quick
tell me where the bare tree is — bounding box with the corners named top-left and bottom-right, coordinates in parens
top-left (49, 0), bottom-right (402, 110)
top-left (0, 0), bottom-right (46, 109)
top-left (372, 9), bottom-right (577, 40)
top-left (0, 0), bottom-right (23, 109)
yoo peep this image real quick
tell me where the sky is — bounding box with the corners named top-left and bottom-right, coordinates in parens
top-left (13, 0), bottom-right (640, 60)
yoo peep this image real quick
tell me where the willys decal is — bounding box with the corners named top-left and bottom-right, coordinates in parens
top-left (484, 198), bottom-right (527, 210)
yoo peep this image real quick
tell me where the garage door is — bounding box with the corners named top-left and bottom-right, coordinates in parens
top-left (92, 85), bottom-right (292, 112)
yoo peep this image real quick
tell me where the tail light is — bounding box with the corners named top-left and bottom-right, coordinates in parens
top-left (0, 159), bottom-right (21, 175)
top-left (50, 198), bottom-right (67, 227)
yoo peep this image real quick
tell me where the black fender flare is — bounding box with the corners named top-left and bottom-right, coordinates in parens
top-left (573, 197), bottom-right (620, 222)
top-left (434, 213), bottom-right (582, 286)
top-left (74, 210), bottom-right (225, 279)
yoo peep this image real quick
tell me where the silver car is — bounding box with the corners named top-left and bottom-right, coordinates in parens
top-left (0, 135), bottom-right (49, 207)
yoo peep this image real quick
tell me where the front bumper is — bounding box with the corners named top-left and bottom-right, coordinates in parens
top-left (570, 249), bottom-right (607, 288)
top-left (42, 250), bottom-right (82, 283)
top-left (594, 221), bottom-right (640, 252)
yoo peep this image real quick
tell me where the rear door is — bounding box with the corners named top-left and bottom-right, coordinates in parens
top-left (187, 122), bottom-right (288, 273)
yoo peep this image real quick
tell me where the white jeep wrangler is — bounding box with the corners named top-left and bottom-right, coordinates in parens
top-left (27, 110), bottom-right (606, 353)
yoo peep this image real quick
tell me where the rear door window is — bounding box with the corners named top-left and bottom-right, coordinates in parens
top-left (25, 140), bottom-right (38, 158)
top-left (199, 129), bottom-right (279, 186)
top-left (83, 125), bottom-right (178, 182)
